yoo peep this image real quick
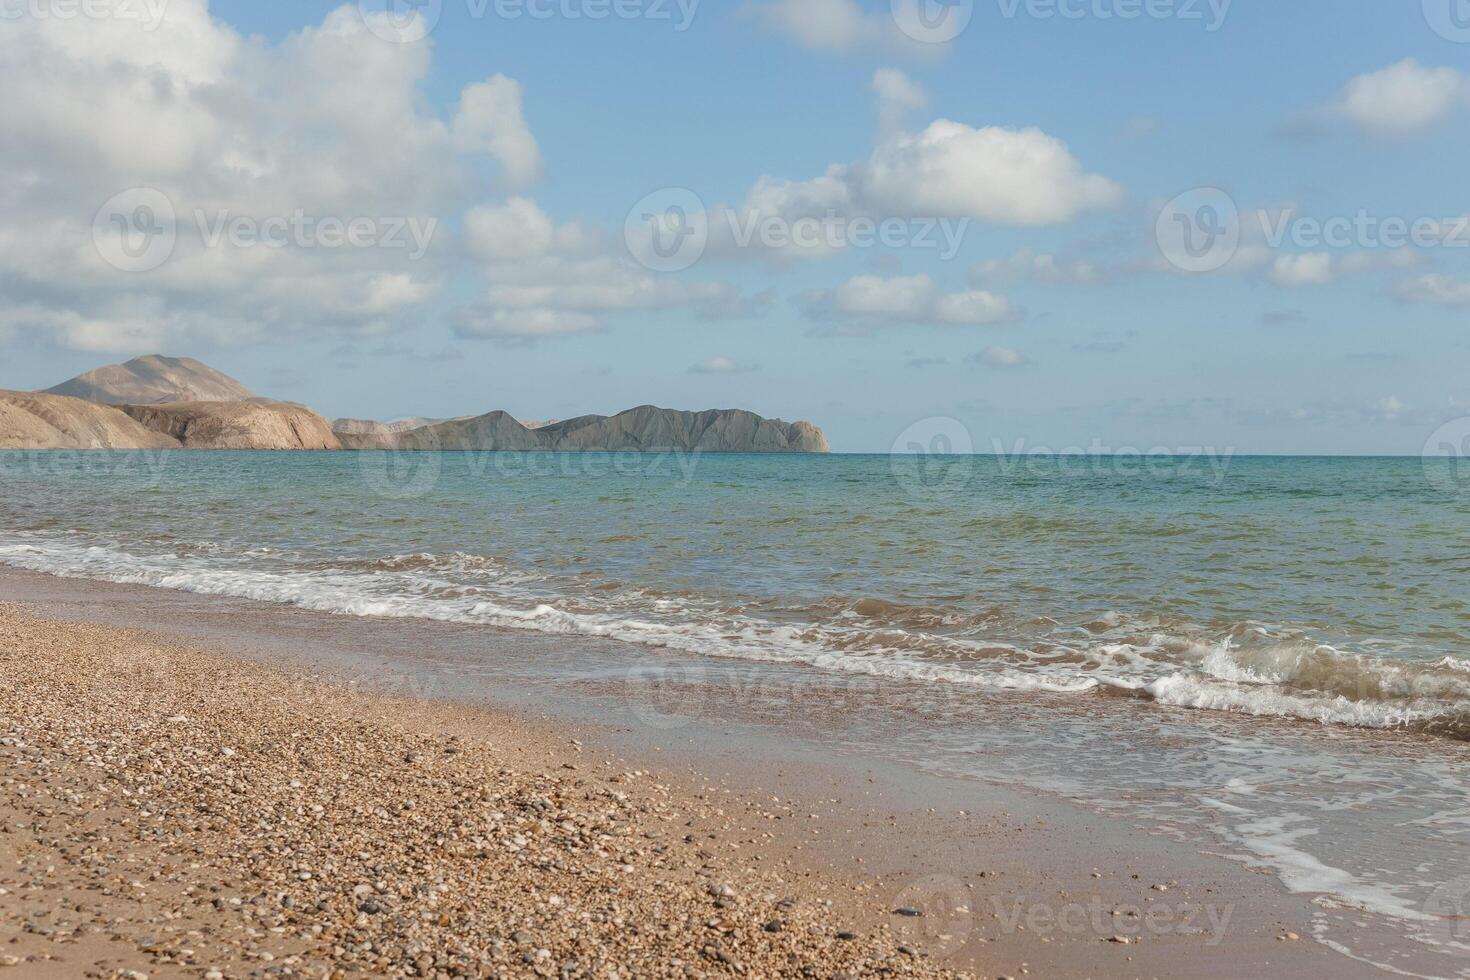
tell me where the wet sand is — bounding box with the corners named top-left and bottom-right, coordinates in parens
top-left (0, 568), bottom-right (1366, 978)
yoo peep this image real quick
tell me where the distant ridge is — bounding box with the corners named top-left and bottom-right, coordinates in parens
top-left (43, 355), bottom-right (253, 406)
top-left (337, 406), bottom-right (830, 454)
top-left (4, 354), bottom-right (830, 453)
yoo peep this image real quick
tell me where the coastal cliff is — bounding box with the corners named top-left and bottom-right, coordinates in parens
top-left (119, 401), bottom-right (341, 450)
top-left (7, 355), bottom-right (830, 453)
top-left (337, 406), bottom-right (830, 454)
top-left (0, 391), bottom-right (179, 450)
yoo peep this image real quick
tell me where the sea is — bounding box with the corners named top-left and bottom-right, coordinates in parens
top-left (1, 448), bottom-right (1468, 976)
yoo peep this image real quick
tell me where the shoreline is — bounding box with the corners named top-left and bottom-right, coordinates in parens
top-left (0, 569), bottom-right (1360, 978)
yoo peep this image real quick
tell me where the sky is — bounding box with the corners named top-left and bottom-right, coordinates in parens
top-left (2, 0), bottom-right (1469, 453)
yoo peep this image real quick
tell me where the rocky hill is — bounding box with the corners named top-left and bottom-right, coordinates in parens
top-left (119, 401), bottom-right (340, 450)
top-left (43, 355), bottom-right (254, 405)
top-left (0, 391), bottom-right (179, 450)
top-left (6, 355), bottom-right (829, 453)
top-left (340, 406), bottom-right (829, 453)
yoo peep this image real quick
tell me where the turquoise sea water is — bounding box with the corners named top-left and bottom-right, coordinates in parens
top-left (1, 451), bottom-right (1467, 733)
top-left (2, 450), bottom-right (1470, 975)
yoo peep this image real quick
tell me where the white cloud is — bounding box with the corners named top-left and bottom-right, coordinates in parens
top-left (873, 68), bottom-right (927, 140)
top-left (1269, 252), bottom-right (1334, 286)
top-left (691, 110), bottom-right (1118, 266)
top-left (853, 121), bottom-right (1123, 226)
top-left (1396, 273), bottom-right (1470, 306)
top-left (751, 0), bottom-right (874, 50)
top-left (1335, 60), bottom-right (1467, 137)
top-left (971, 247), bottom-right (1108, 286)
top-left (971, 346), bottom-right (1028, 369)
top-left (454, 307), bottom-right (600, 340)
top-left (689, 356), bottom-right (761, 374)
top-left (465, 197), bottom-right (558, 260)
top-left (0, 1), bottom-right (538, 353)
top-left (801, 273), bottom-right (1020, 326)
top-left (747, 0), bottom-right (945, 55)
top-left (452, 74), bottom-right (543, 189)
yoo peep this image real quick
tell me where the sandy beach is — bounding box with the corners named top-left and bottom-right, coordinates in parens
top-left (0, 577), bottom-right (1360, 980)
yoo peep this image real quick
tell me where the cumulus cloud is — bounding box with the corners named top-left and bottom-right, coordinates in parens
top-left (1269, 252), bottom-right (1335, 286)
top-left (459, 205), bottom-right (746, 340)
top-left (971, 247), bottom-right (1108, 286)
top-left (873, 68), bottom-right (927, 140)
top-left (969, 346), bottom-right (1028, 369)
top-left (689, 356), bottom-right (761, 375)
top-left (0, 1), bottom-right (537, 352)
top-left (1333, 60), bottom-right (1467, 137)
top-left (800, 274), bottom-right (1020, 327)
top-left (853, 121), bottom-right (1123, 226)
top-left (685, 106), bottom-right (1118, 265)
top-left (452, 75), bottom-right (543, 189)
top-left (746, 0), bottom-right (943, 55)
top-left (453, 307), bottom-right (600, 340)
top-left (1396, 273), bottom-right (1470, 306)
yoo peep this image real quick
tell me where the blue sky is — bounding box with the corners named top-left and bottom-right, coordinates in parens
top-left (3, 0), bottom-right (1469, 452)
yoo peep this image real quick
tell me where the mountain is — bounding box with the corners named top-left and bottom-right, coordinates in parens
top-left (119, 401), bottom-right (340, 450)
top-left (43, 355), bottom-right (254, 405)
top-left (7, 354), bottom-right (829, 453)
top-left (0, 391), bottom-right (179, 450)
top-left (340, 406), bottom-right (829, 454)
